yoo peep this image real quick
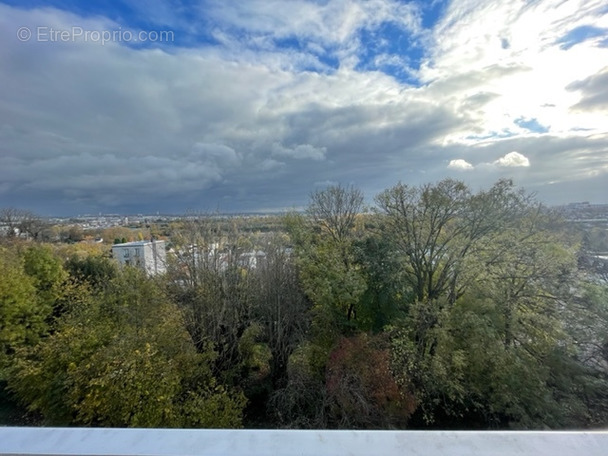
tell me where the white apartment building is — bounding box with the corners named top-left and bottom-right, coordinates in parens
top-left (111, 239), bottom-right (167, 275)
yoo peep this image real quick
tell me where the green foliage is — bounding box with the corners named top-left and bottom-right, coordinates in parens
top-left (22, 245), bottom-right (67, 293)
top-left (238, 323), bottom-right (272, 395)
top-left (296, 235), bottom-right (367, 331)
top-left (64, 254), bottom-right (117, 290)
top-left (286, 188), bottom-right (367, 335)
top-left (381, 179), bottom-right (608, 429)
top-left (445, 292), bottom-right (606, 428)
top-left (0, 248), bottom-right (48, 369)
top-left (21, 245), bottom-right (69, 323)
top-left (391, 272), bottom-right (608, 428)
top-left (353, 235), bottom-right (409, 332)
top-left (375, 178), bottom-right (529, 306)
top-left (8, 267), bottom-right (246, 427)
top-left (280, 205), bottom-right (370, 427)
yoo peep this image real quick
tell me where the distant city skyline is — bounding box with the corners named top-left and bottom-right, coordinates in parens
top-left (26, 200), bottom-right (608, 219)
top-left (0, 0), bottom-right (607, 216)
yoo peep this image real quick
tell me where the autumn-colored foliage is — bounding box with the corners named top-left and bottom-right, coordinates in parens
top-left (326, 334), bottom-right (416, 428)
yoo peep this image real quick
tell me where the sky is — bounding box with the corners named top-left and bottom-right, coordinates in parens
top-left (0, 0), bottom-right (607, 215)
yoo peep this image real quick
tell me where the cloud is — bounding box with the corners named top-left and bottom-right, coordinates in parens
top-left (567, 67), bottom-right (608, 111)
top-left (257, 158), bottom-right (285, 171)
top-left (201, 0), bottom-right (423, 74)
top-left (271, 142), bottom-right (326, 160)
top-left (447, 152), bottom-right (530, 171)
top-left (422, 0), bottom-right (608, 145)
top-left (0, 4), bottom-right (446, 213)
top-left (0, 1), bottom-right (606, 214)
top-left (191, 143), bottom-right (241, 167)
top-left (494, 151), bottom-right (530, 168)
top-left (448, 159), bottom-right (474, 170)
top-left (208, 0), bottom-right (421, 46)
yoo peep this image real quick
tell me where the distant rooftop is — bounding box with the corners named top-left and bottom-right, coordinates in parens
top-left (112, 240), bottom-right (165, 247)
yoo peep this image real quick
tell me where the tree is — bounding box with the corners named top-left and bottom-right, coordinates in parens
top-left (375, 179), bottom-right (468, 303)
top-left (353, 233), bottom-right (409, 333)
top-left (0, 248), bottom-right (48, 369)
top-left (0, 208), bottom-right (21, 238)
top-left (272, 187), bottom-right (368, 428)
top-left (250, 234), bottom-right (310, 384)
top-left (64, 254), bottom-right (117, 290)
top-left (325, 333), bottom-right (415, 428)
top-left (8, 267), bottom-right (246, 427)
top-left (268, 340), bottom-right (329, 428)
top-left (0, 244), bottom-right (73, 425)
top-left (375, 179), bottom-right (530, 305)
top-left (382, 181), bottom-right (604, 428)
top-left (17, 211), bottom-right (47, 241)
top-left (282, 180), bottom-right (608, 429)
top-left (0, 208), bottom-right (48, 241)
top-left (474, 209), bottom-right (576, 351)
top-left (374, 179), bottom-right (536, 356)
top-left (167, 213), bottom-right (256, 378)
top-left (22, 245), bottom-right (68, 309)
top-left (307, 184), bottom-right (364, 245)
top-left (63, 225), bottom-right (84, 243)
top-left (290, 185), bottom-right (367, 326)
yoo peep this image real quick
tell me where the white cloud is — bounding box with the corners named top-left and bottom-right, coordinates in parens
top-left (494, 151), bottom-right (530, 168)
top-left (448, 153), bottom-right (530, 171)
top-left (448, 159), bottom-right (474, 170)
top-left (205, 0), bottom-right (421, 54)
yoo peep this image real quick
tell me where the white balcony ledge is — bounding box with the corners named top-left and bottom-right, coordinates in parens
top-left (1, 427), bottom-right (607, 456)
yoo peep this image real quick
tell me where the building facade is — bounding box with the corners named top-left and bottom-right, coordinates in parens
top-left (111, 239), bottom-right (167, 275)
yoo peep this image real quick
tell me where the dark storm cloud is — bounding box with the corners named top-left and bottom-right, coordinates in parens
top-left (0, 3), bottom-right (468, 214)
top-left (567, 67), bottom-right (608, 112)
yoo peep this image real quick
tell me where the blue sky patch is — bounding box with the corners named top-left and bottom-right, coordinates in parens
top-left (4, 0), bottom-right (138, 25)
top-left (514, 117), bottom-right (549, 133)
top-left (2, 0), bottom-right (218, 48)
top-left (5, 0), bottom-right (434, 77)
top-left (557, 25), bottom-right (608, 50)
top-left (421, 0), bottom-right (449, 29)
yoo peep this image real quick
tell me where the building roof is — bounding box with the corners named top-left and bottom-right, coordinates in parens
top-left (111, 240), bottom-right (165, 248)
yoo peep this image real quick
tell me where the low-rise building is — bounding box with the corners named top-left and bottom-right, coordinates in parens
top-left (111, 239), bottom-right (167, 276)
